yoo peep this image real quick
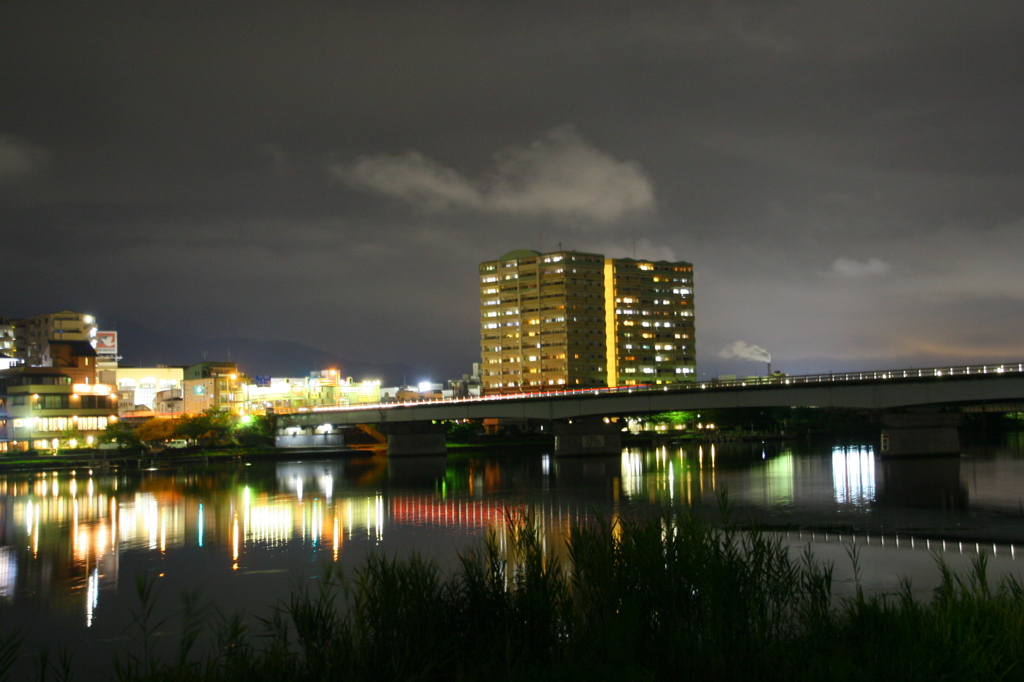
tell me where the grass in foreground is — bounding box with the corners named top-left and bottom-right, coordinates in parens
top-left (4, 505), bottom-right (1024, 681)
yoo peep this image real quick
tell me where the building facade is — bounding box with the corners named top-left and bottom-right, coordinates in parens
top-left (0, 320), bottom-right (17, 370)
top-left (480, 250), bottom-right (607, 393)
top-left (182, 362), bottom-right (241, 414)
top-left (0, 367), bottom-right (118, 452)
top-left (242, 373), bottom-right (381, 414)
top-left (480, 250), bottom-right (696, 393)
top-left (604, 258), bottom-right (696, 386)
top-left (38, 340), bottom-right (100, 385)
top-left (99, 366), bottom-right (184, 415)
top-left (154, 388), bottom-right (184, 415)
top-left (12, 311), bottom-right (98, 367)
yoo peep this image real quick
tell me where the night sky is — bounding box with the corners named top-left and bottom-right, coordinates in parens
top-left (3, 2), bottom-right (1023, 381)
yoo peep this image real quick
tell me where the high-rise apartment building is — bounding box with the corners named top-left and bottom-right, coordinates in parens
top-left (480, 250), bottom-right (696, 393)
top-left (604, 258), bottom-right (695, 386)
top-left (480, 250), bottom-right (607, 393)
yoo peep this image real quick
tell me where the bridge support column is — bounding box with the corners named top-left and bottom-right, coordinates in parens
top-left (275, 425), bottom-right (345, 449)
top-left (880, 412), bottom-right (961, 457)
top-left (553, 419), bottom-right (622, 456)
top-left (379, 422), bottom-right (447, 457)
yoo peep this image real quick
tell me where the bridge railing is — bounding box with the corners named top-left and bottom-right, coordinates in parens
top-left (697, 362), bottom-right (1024, 390)
top-left (302, 361), bottom-right (1024, 414)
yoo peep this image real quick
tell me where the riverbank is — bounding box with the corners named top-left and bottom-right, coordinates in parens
top-left (0, 445), bottom-right (291, 473)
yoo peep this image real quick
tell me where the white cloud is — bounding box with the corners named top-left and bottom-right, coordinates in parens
top-left (828, 256), bottom-right (891, 278)
top-left (0, 134), bottom-right (50, 179)
top-left (333, 126), bottom-right (655, 225)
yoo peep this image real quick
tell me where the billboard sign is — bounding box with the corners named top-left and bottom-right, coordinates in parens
top-left (96, 331), bottom-right (118, 356)
top-left (255, 375), bottom-right (272, 387)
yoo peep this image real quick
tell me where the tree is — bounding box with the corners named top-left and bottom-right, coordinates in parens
top-left (175, 409), bottom-right (233, 447)
top-left (642, 411), bottom-right (697, 430)
top-left (232, 414), bottom-right (274, 447)
top-left (59, 424), bottom-right (87, 449)
top-left (135, 418), bottom-right (179, 447)
top-left (100, 420), bottom-right (142, 449)
top-left (446, 420), bottom-right (482, 443)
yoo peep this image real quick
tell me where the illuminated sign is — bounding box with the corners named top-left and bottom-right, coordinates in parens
top-left (95, 331), bottom-right (118, 356)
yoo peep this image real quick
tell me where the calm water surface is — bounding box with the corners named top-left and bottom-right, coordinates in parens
top-left (2, 433), bottom-right (1023, 676)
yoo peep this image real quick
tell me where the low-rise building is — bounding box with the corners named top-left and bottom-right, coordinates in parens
top-left (0, 367), bottom-right (118, 452)
top-left (40, 340), bottom-right (100, 385)
top-left (182, 362), bottom-right (242, 414)
top-left (154, 388), bottom-right (184, 415)
top-left (241, 372), bottom-right (381, 414)
top-left (99, 366), bottom-right (184, 413)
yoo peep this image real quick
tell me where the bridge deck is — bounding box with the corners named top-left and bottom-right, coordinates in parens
top-left (279, 362), bottom-right (1024, 428)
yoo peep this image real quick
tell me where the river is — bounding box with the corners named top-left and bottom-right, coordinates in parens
top-left (1, 432), bottom-right (1023, 677)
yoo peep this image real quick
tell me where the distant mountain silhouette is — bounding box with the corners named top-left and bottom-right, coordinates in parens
top-left (108, 321), bottom-right (416, 385)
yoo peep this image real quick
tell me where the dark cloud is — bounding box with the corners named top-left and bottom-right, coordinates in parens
top-left (1, 1), bottom-right (1022, 379)
top-left (334, 126), bottom-right (655, 224)
top-left (0, 135), bottom-right (50, 179)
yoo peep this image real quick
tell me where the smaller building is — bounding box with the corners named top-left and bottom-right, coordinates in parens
top-left (182, 362), bottom-right (242, 414)
top-left (0, 367), bottom-right (118, 452)
top-left (242, 372), bottom-right (381, 414)
top-left (40, 340), bottom-right (100, 385)
top-left (154, 388), bottom-right (184, 415)
top-left (100, 366), bottom-right (184, 413)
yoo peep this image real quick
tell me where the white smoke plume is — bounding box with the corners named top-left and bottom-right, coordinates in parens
top-left (332, 126), bottom-right (655, 225)
top-left (718, 340), bottom-right (771, 363)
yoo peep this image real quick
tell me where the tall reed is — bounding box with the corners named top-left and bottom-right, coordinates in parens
top-left (6, 505), bottom-right (1023, 681)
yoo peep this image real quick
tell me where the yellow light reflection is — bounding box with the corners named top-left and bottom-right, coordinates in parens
top-left (232, 513), bottom-right (240, 568)
top-left (333, 510), bottom-right (340, 562)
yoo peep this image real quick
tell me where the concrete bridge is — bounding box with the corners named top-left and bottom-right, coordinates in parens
top-left (276, 362), bottom-right (1024, 457)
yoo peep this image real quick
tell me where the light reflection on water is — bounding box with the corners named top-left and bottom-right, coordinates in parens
top-left (832, 445), bottom-right (876, 505)
top-left (0, 434), bottom-right (1023, 673)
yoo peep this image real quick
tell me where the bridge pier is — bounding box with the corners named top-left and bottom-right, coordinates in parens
top-left (379, 422), bottom-right (447, 457)
top-left (275, 424), bottom-right (345, 449)
top-left (553, 419), bottom-right (622, 456)
top-left (880, 412), bottom-right (961, 457)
